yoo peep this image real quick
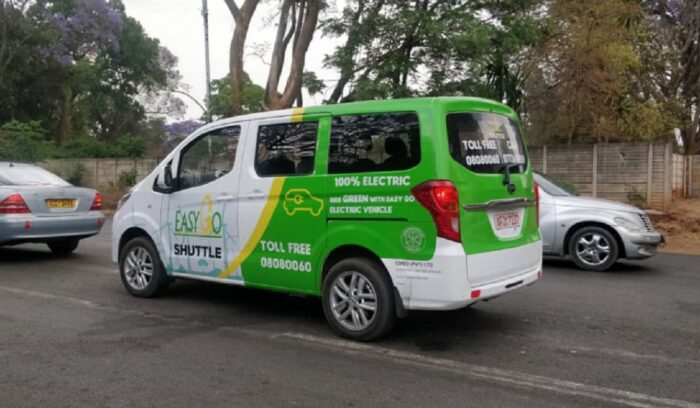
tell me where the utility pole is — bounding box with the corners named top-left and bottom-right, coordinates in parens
top-left (202, 0), bottom-right (213, 122)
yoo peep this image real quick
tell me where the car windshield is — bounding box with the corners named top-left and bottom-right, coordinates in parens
top-left (534, 173), bottom-right (573, 197)
top-left (0, 164), bottom-right (70, 186)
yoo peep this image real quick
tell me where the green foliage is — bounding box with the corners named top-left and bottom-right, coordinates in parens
top-left (0, 121), bottom-right (52, 162)
top-left (322, 0), bottom-right (544, 108)
top-left (626, 186), bottom-right (646, 209)
top-left (114, 135), bottom-right (147, 158)
top-left (210, 73), bottom-right (265, 119)
top-left (118, 170), bottom-right (137, 188)
top-left (51, 134), bottom-right (147, 158)
top-left (65, 162), bottom-right (86, 187)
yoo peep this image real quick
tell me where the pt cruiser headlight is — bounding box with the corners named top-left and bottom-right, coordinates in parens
top-left (614, 217), bottom-right (643, 232)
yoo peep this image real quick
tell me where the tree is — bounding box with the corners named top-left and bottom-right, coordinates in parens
top-left (223, 0), bottom-right (261, 116)
top-left (223, 0), bottom-right (322, 113)
top-left (321, 0), bottom-right (542, 108)
top-left (0, 0), bottom-right (182, 148)
top-left (209, 72), bottom-right (265, 118)
top-left (264, 0), bottom-right (321, 110)
top-left (520, 0), bottom-right (665, 144)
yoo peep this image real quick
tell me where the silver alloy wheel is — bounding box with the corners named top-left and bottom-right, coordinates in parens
top-left (124, 247), bottom-right (154, 290)
top-left (330, 271), bottom-right (377, 331)
top-left (575, 233), bottom-right (611, 266)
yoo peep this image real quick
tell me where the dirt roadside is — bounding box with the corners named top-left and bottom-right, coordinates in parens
top-left (649, 198), bottom-right (700, 255)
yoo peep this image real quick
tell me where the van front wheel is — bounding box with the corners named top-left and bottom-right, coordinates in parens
top-left (119, 237), bottom-right (169, 298)
top-left (322, 258), bottom-right (396, 341)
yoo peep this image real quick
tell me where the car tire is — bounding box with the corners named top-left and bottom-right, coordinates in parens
top-left (322, 257), bottom-right (396, 341)
top-left (568, 226), bottom-right (619, 272)
top-left (47, 239), bottom-right (79, 255)
top-left (119, 237), bottom-right (169, 298)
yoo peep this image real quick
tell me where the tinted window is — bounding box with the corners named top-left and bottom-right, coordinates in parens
top-left (329, 113), bottom-right (420, 174)
top-left (446, 112), bottom-right (527, 173)
top-left (0, 164), bottom-right (69, 186)
top-left (255, 122), bottom-right (318, 177)
top-left (178, 126), bottom-right (240, 190)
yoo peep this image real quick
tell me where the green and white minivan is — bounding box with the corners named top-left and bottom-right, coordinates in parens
top-left (112, 97), bottom-right (542, 340)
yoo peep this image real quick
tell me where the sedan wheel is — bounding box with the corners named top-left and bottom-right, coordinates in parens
top-left (569, 227), bottom-right (619, 271)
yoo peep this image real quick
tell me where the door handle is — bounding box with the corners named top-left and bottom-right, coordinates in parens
top-left (247, 190), bottom-right (265, 200)
top-left (215, 194), bottom-right (236, 202)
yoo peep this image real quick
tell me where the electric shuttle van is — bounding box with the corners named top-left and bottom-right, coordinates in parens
top-left (112, 97), bottom-right (542, 340)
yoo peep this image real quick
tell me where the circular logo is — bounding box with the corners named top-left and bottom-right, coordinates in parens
top-left (401, 227), bottom-right (426, 254)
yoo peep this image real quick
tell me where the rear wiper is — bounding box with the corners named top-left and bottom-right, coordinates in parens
top-left (500, 163), bottom-right (521, 194)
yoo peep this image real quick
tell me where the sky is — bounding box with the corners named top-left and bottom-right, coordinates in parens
top-left (121, 0), bottom-right (342, 122)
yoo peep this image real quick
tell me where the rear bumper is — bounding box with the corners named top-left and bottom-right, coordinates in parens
top-left (0, 212), bottom-right (105, 245)
top-left (383, 239), bottom-right (542, 311)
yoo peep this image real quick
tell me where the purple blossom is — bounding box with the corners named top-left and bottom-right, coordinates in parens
top-left (162, 120), bottom-right (204, 152)
top-left (35, 0), bottom-right (124, 65)
top-left (163, 120), bottom-right (204, 138)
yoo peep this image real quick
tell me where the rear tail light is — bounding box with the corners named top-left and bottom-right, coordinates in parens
top-left (534, 181), bottom-right (540, 227)
top-left (0, 194), bottom-right (31, 214)
top-left (90, 193), bottom-right (102, 211)
top-left (412, 180), bottom-right (460, 242)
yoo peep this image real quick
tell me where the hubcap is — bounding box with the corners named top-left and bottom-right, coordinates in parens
top-left (575, 233), bottom-right (611, 266)
top-left (124, 247), bottom-right (154, 290)
top-left (330, 271), bottom-right (377, 331)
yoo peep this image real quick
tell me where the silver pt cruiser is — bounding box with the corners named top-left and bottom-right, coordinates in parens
top-left (536, 173), bottom-right (664, 271)
top-left (0, 162), bottom-right (105, 254)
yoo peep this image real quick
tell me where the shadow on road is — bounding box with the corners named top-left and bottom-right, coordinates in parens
top-left (543, 257), bottom-right (656, 274)
top-left (160, 278), bottom-right (516, 351)
top-left (0, 246), bottom-right (64, 263)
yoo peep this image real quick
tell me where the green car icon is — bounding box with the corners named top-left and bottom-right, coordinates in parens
top-left (283, 189), bottom-right (324, 217)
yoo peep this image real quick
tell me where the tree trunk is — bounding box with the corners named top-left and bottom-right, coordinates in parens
top-left (225, 0), bottom-right (260, 116)
top-left (57, 86), bottom-right (73, 146)
top-left (266, 0), bottom-right (320, 110)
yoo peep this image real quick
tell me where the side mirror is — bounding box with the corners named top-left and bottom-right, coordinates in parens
top-left (155, 162), bottom-right (175, 193)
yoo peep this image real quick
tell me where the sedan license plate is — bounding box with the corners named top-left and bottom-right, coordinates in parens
top-left (46, 199), bottom-right (76, 209)
top-left (494, 211), bottom-right (520, 230)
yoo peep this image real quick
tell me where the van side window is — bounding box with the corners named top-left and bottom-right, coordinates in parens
top-left (329, 113), bottom-right (420, 174)
top-left (178, 126), bottom-right (240, 190)
top-left (255, 122), bottom-right (318, 177)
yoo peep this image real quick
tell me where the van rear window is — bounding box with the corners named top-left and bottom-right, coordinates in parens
top-left (446, 112), bottom-right (527, 173)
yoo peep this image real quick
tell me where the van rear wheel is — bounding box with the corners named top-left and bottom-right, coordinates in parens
top-left (322, 258), bottom-right (396, 341)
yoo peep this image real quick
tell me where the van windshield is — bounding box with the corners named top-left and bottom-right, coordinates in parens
top-left (446, 112), bottom-right (527, 174)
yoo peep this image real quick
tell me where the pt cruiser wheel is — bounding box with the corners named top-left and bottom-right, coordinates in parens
top-left (568, 226), bottom-right (619, 272)
top-left (119, 237), bottom-right (169, 297)
top-left (322, 258), bottom-right (396, 341)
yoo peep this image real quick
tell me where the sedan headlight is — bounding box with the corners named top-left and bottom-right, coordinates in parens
top-left (614, 217), bottom-right (643, 232)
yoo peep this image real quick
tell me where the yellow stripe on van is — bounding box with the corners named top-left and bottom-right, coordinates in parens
top-left (291, 107), bottom-right (304, 123)
top-left (218, 177), bottom-right (286, 279)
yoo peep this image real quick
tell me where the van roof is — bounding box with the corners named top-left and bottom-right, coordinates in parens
top-left (199, 97), bottom-right (515, 133)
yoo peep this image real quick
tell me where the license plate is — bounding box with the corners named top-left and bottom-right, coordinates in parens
top-left (46, 199), bottom-right (76, 209)
top-left (494, 212), bottom-right (520, 230)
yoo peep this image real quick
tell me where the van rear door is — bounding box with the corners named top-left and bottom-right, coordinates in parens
top-left (445, 112), bottom-right (540, 285)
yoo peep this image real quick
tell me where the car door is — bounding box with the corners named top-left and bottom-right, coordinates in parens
top-left (224, 115), bottom-right (328, 292)
top-left (161, 123), bottom-right (245, 279)
top-left (538, 186), bottom-right (557, 253)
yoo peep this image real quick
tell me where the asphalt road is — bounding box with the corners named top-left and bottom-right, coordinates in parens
top-left (1, 221), bottom-right (699, 408)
